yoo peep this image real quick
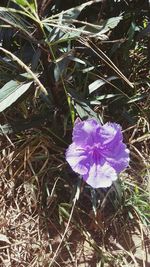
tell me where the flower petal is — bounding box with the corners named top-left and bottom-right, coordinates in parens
top-left (103, 143), bottom-right (130, 173)
top-left (99, 122), bottom-right (123, 146)
top-left (83, 162), bottom-right (118, 188)
top-left (72, 119), bottom-right (100, 146)
top-left (66, 143), bottom-right (89, 175)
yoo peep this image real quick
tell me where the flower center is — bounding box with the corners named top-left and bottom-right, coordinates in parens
top-left (87, 144), bottom-right (101, 164)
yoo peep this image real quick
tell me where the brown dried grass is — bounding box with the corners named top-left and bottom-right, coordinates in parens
top-left (0, 124), bottom-right (150, 267)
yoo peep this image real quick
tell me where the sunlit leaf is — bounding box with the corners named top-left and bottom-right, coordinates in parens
top-left (13, 0), bottom-right (37, 12)
top-left (90, 94), bottom-right (120, 105)
top-left (96, 93), bottom-right (119, 100)
top-left (0, 80), bottom-right (33, 112)
top-left (14, 0), bottom-right (29, 6)
top-left (127, 94), bottom-right (145, 103)
top-left (89, 76), bottom-right (118, 94)
top-left (99, 15), bottom-right (123, 34)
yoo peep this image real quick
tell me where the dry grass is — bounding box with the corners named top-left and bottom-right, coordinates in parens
top-left (0, 121), bottom-right (150, 267)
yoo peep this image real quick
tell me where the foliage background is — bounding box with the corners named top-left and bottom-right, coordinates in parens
top-left (0, 0), bottom-right (150, 266)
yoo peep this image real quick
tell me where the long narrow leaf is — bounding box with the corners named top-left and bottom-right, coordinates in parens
top-left (0, 7), bottom-right (32, 33)
top-left (0, 47), bottom-right (48, 96)
top-left (0, 80), bottom-right (33, 112)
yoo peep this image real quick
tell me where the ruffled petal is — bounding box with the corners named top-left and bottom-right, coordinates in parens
top-left (66, 143), bottom-right (89, 175)
top-left (83, 162), bottom-right (118, 188)
top-left (99, 122), bottom-right (123, 146)
top-left (72, 118), bottom-right (101, 146)
top-left (103, 143), bottom-right (130, 173)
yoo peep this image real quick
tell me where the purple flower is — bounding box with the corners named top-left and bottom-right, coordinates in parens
top-left (66, 118), bottom-right (130, 188)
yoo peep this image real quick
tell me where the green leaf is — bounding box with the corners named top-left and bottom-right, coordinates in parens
top-left (127, 94), bottom-right (145, 104)
top-left (68, 88), bottom-right (103, 122)
top-left (96, 93), bottom-right (119, 101)
top-left (0, 7), bottom-right (33, 36)
top-left (60, 0), bottom-right (102, 20)
top-left (99, 16), bottom-right (123, 34)
top-left (14, 0), bottom-right (29, 6)
top-left (89, 76), bottom-right (118, 94)
top-left (0, 80), bottom-right (33, 112)
top-left (69, 56), bottom-right (86, 65)
top-left (75, 101), bottom-right (99, 121)
top-left (83, 15), bottom-right (122, 37)
top-left (90, 94), bottom-right (120, 105)
top-left (13, 0), bottom-right (37, 12)
top-left (47, 27), bottom-right (83, 45)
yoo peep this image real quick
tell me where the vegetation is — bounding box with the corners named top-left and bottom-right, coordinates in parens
top-left (0, 0), bottom-right (150, 266)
